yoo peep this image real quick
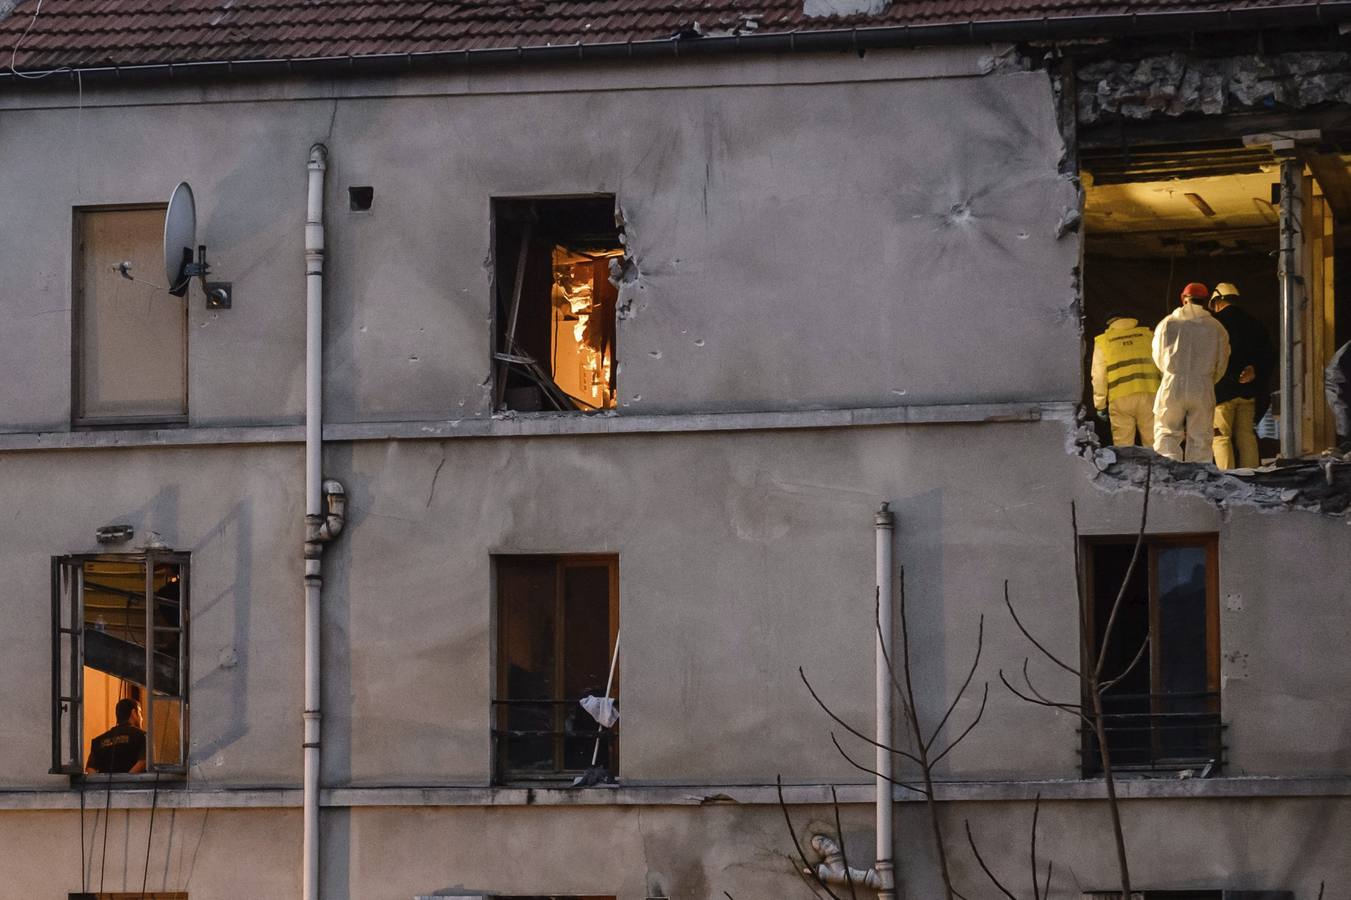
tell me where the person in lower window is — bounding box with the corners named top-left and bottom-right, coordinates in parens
top-left (1091, 311), bottom-right (1160, 446)
top-left (85, 698), bottom-right (147, 775)
top-left (1152, 282), bottom-right (1230, 463)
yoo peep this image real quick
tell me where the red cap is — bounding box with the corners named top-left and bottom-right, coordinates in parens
top-left (1181, 282), bottom-right (1209, 300)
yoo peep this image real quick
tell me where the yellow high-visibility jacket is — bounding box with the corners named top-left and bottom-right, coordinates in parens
top-left (1091, 318), bottom-right (1162, 410)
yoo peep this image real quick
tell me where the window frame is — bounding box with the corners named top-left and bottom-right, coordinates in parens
top-left (51, 551), bottom-right (191, 778)
top-left (489, 195), bottom-right (622, 414)
top-left (491, 553), bottom-right (619, 784)
top-left (1080, 534), bottom-right (1222, 775)
top-left (71, 203), bottom-right (189, 430)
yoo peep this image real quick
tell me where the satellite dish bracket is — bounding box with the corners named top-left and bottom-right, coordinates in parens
top-left (165, 182), bottom-right (232, 309)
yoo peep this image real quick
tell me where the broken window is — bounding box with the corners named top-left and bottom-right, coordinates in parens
top-left (74, 206), bottom-right (188, 426)
top-left (492, 197), bottom-right (622, 413)
top-left (1081, 139), bottom-right (1346, 460)
top-left (1082, 537), bottom-right (1222, 776)
top-left (52, 554), bottom-right (189, 776)
top-left (493, 555), bottom-right (618, 782)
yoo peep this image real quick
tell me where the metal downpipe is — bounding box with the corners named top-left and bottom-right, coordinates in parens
top-left (303, 141), bottom-right (328, 900)
top-left (875, 501), bottom-right (896, 900)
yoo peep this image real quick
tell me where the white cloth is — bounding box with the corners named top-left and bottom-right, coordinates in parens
top-left (1152, 304), bottom-right (1230, 463)
top-left (579, 695), bottom-right (618, 728)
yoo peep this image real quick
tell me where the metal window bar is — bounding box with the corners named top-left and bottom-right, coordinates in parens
top-left (491, 699), bottom-right (617, 782)
top-left (1080, 691), bottom-right (1225, 774)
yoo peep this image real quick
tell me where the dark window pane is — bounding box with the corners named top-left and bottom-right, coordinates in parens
top-left (561, 565), bottom-right (612, 769)
top-left (499, 558), bottom-right (558, 773)
top-left (1155, 546), bottom-right (1213, 760)
top-left (1090, 543), bottom-right (1151, 770)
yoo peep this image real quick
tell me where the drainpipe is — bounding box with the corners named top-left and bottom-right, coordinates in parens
top-left (874, 501), bottom-right (896, 899)
top-left (303, 142), bottom-right (346, 900)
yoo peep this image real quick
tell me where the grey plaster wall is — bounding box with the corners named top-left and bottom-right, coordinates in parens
top-left (0, 47), bottom-right (1079, 431)
top-left (4, 420), bottom-right (1350, 792)
top-left (0, 445), bottom-right (304, 788)
top-left (1, 796), bottom-right (1345, 899)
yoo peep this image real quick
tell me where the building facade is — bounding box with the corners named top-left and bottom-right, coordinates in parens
top-left (1, 1), bottom-right (1350, 898)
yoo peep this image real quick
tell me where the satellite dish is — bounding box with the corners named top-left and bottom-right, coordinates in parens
top-left (164, 181), bottom-right (196, 297)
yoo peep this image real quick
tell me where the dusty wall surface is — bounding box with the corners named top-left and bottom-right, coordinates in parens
top-left (2, 421), bottom-right (1350, 792)
top-left (0, 795), bottom-right (1345, 899)
top-left (0, 47), bottom-right (1079, 430)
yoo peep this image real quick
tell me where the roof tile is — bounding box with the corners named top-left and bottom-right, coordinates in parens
top-left (0, 0), bottom-right (1317, 73)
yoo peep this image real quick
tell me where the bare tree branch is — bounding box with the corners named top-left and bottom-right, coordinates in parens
top-left (828, 732), bottom-right (927, 796)
top-left (963, 819), bottom-right (1017, 900)
top-left (800, 666), bottom-right (923, 766)
top-left (1030, 792), bottom-right (1042, 900)
top-left (776, 774), bottom-right (845, 900)
top-left (1093, 458), bottom-right (1152, 682)
top-left (929, 682), bottom-right (989, 767)
top-left (1004, 581), bottom-right (1080, 676)
top-left (1098, 634), bottom-right (1149, 694)
top-left (829, 785), bottom-right (859, 900)
top-left (999, 669), bottom-right (1084, 717)
top-left (925, 616), bottom-right (986, 753)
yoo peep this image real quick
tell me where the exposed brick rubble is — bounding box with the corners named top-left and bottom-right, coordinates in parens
top-left (1077, 50), bottom-right (1351, 124)
top-left (1085, 443), bottom-right (1351, 517)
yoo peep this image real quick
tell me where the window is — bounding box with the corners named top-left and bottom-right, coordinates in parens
top-left (493, 555), bottom-right (618, 782)
top-left (52, 554), bottom-right (189, 776)
top-left (73, 206), bottom-right (188, 426)
top-left (1082, 536), bottom-right (1222, 775)
top-left (1081, 141), bottom-right (1346, 460)
top-left (492, 197), bottom-right (622, 413)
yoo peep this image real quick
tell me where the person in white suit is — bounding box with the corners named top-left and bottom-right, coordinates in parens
top-left (1152, 282), bottom-right (1230, 463)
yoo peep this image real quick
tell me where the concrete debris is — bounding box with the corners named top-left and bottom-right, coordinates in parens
top-left (1077, 51), bottom-right (1351, 124)
top-left (804, 0), bottom-right (890, 18)
top-left (1087, 445), bottom-right (1351, 517)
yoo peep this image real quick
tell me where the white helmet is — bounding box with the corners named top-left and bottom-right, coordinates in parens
top-left (1212, 282), bottom-right (1240, 300)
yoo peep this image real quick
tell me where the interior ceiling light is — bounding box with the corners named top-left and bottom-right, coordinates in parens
top-left (1184, 192), bottom-right (1217, 217)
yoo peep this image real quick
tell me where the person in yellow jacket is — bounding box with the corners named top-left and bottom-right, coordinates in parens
top-left (1091, 312), bottom-right (1161, 446)
top-left (1152, 282), bottom-right (1231, 463)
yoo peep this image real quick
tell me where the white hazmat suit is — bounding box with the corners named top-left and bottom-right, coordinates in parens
top-left (1151, 303), bottom-right (1230, 463)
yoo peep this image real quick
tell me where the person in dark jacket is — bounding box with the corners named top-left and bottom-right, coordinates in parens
top-left (85, 698), bottom-right (147, 774)
top-left (1209, 283), bottom-right (1275, 469)
top-left (1327, 340), bottom-right (1351, 453)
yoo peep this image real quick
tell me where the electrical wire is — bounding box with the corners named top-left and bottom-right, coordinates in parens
top-left (78, 775), bottom-right (87, 893)
top-left (99, 772), bottom-right (112, 894)
top-left (6, 0), bottom-right (74, 80)
top-left (140, 771), bottom-right (161, 899)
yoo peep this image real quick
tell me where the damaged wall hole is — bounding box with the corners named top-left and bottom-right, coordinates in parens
top-left (491, 195), bottom-right (624, 413)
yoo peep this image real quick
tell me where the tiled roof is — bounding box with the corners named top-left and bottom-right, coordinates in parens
top-left (0, 0), bottom-right (1330, 74)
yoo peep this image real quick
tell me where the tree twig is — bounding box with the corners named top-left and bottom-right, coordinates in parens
top-left (775, 774), bottom-right (845, 900)
top-left (828, 732), bottom-right (927, 795)
top-left (800, 666), bottom-right (923, 765)
top-left (963, 819), bottom-right (1017, 900)
top-left (829, 785), bottom-right (859, 900)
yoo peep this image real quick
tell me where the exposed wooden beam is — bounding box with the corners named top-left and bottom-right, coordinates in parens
top-left (1306, 152), bottom-right (1351, 223)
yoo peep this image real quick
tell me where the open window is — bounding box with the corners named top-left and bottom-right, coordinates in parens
top-left (493, 555), bottom-right (618, 783)
top-left (1082, 536), bottom-right (1222, 775)
top-left (73, 206), bottom-right (188, 427)
top-left (1082, 139), bottom-right (1347, 460)
top-left (52, 554), bottom-right (189, 776)
top-left (491, 197), bottom-right (622, 413)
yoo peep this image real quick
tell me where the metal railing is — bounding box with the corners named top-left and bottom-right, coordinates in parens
top-left (1080, 691), bottom-right (1225, 775)
top-left (491, 698), bottom-right (618, 782)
